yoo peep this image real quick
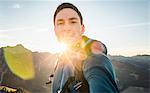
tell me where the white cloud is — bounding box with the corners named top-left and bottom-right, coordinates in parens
top-left (100, 22), bottom-right (150, 31)
top-left (12, 3), bottom-right (21, 9)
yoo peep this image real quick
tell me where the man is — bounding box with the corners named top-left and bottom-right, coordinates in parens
top-left (52, 2), bottom-right (119, 93)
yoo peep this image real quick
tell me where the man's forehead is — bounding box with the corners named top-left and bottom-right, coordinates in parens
top-left (55, 8), bottom-right (80, 21)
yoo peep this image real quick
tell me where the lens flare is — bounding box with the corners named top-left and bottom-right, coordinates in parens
top-left (3, 44), bottom-right (35, 80)
top-left (57, 43), bottom-right (68, 53)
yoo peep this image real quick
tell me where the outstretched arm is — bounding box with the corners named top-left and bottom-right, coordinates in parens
top-left (83, 43), bottom-right (119, 93)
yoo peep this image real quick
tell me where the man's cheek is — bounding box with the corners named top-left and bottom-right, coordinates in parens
top-left (56, 32), bottom-right (63, 41)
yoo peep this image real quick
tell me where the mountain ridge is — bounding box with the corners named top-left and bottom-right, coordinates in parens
top-left (0, 44), bottom-right (149, 93)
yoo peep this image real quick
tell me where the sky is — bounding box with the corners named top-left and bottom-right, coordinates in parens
top-left (0, 0), bottom-right (149, 56)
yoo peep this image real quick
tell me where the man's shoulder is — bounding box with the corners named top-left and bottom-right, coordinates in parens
top-left (90, 40), bottom-right (107, 55)
top-left (90, 40), bottom-right (105, 54)
top-left (83, 36), bottom-right (107, 55)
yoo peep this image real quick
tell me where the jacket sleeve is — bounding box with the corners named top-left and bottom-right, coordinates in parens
top-left (82, 54), bottom-right (119, 93)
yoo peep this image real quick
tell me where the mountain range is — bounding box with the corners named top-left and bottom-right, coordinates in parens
top-left (0, 44), bottom-right (149, 93)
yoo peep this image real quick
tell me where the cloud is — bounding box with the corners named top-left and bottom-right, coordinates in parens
top-left (101, 22), bottom-right (150, 31)
top-left (0, 25), bottom-right (48, 34)
top-left (12, 3), bottom-right (21, 9)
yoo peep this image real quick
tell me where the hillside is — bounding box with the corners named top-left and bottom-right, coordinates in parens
top-left (0, 45), bottom-right (149, 93)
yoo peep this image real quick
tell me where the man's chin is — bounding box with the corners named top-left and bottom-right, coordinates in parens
top-left (64, 41), bottom-right (74, 45)
top-left (58, 37), bottom-right (80, 44)
top-left (60, 40), bottom-right (76, 46)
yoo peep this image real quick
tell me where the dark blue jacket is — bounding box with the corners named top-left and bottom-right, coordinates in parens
top-left (52, 36), bottom-right (119, 93)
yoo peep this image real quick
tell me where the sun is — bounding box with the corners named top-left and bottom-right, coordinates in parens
top-left (56, 42), bottom-right (68, 53)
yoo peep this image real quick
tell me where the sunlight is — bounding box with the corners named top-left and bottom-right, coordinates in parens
top-left (56, 43), bottom-right (68, 53)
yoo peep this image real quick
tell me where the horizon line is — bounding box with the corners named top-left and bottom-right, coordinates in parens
top-left (0, 44), bottom-right (149, 57)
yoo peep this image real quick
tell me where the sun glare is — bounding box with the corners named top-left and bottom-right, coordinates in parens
top-left (57, 43), bottom-right (68, 53)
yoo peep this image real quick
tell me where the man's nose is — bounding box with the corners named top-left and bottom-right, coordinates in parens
top-left (63, 22), bottom-right (71, 32)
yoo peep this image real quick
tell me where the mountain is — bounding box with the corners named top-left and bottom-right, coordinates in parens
top-left (0, 45), bottom-right (57, 93)
top-left (0, 45), bottom-right (149, 93)
top-left (109, 55), bottom-right (150, 92)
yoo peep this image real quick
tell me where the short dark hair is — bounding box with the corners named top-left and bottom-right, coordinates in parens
top-left (54, 2), bottom-right (83, 25)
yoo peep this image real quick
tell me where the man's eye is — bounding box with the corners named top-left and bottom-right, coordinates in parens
top-left (57, 22), bottom-right (63, 25)
top-left (71, 21), bottom-right (77, 24)
top-left (57, 21), bottom-right (64, 25)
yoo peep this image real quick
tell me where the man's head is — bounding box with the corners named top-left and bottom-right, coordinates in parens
top-left (54, 3), bottom-right (85, 46)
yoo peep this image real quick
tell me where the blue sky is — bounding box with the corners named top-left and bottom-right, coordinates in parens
top-left (0, 0), bottom-right (149, 56)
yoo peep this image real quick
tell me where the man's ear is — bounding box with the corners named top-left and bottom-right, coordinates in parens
top-left (54, 26), bottom-right (56, 32)
top-left (81, 24), bottom-right (85, 34)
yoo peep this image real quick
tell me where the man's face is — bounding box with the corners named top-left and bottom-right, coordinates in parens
top-left (54, 8), bottom-right (84, 46)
